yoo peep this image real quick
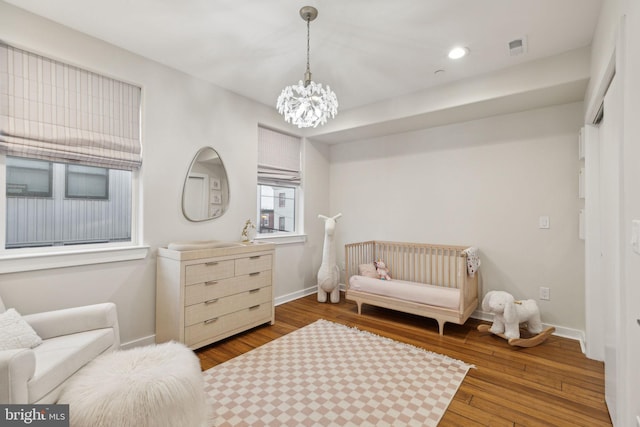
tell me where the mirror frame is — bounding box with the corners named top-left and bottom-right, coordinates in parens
top-left (181, 146), bottom-right (230, 222)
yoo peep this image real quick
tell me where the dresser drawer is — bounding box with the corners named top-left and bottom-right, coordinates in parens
top-left (184, 286), bottom-right (271, 326)
top-left (185, 302), bottom-right (272, 346)
top-left (185, 260), bottom-right (234, 285)
top-left (235, 254), bottom-right (272, 276)
top-left (184, 270), bottom-right (272, 306)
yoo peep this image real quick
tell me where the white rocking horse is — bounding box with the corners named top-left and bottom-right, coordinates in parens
top-left (317, 213), bottom-right (342, 303)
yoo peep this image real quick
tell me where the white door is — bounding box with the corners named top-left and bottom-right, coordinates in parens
top-left (624, 4), bottom-right (640, 423)
top-left (600, 74), bottom-right (623, 425)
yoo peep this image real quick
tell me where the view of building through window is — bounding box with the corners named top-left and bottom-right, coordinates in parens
top-left (258, 184), bottom-right (295, 233)
top-left (5, 156), bottom-right (132, 249)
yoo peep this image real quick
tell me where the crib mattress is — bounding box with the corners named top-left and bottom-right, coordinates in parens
top-left (348, 275), bottom-right (460, 310)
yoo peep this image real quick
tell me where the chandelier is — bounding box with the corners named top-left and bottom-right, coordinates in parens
top-left (276, 6), bottom-right (338, 128)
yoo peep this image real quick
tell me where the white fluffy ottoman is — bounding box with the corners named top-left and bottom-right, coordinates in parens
top-left (58, 341), bottom-right (208, 427)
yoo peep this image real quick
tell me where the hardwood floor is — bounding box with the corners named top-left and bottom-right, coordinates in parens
top-left (196, 293), bottom-right (612, 427)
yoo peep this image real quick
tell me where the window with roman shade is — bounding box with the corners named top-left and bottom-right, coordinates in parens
top-left (0, 43), bottom-right (141, 251)
top-left (0, 42), bottom-right (142, 170)
top-left (257, 126), bottom-right (301, 235)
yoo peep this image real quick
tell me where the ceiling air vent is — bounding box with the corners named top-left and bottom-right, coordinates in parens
top-left (508, 37), bottom-right (528, 56)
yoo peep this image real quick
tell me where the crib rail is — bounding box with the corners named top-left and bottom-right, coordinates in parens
top-left (345, 240), bottom-right (469, 289)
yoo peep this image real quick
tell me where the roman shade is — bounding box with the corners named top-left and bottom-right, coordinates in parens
top-left (0, 43), bottom-right (141, 170)
top-left (257, 126), bottom-right (301, 185)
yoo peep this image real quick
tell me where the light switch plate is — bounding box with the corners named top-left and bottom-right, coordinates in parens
top-left (632, 220), bottom-right (640, 254)
top-left (539, 216), bottom-right (550, 229)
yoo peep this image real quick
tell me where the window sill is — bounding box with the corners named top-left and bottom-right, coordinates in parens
top-left (254, 234), bottom-right (307, 245)
top-left (0, 245), bottom-right (150, 274)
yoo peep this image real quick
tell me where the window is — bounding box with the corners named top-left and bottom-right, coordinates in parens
top-left (6, 157), bottom-right (52, 198)
top-left (0, 43), bottom-right (141, 254)
top-left (66, 165), bottom-right (109, 200)
top-left (258, 184), bottom-right (295, 233)
top-left (257, 127), bottom-right (301, 236)
top-left (5, 158), bottom-right (131, 249)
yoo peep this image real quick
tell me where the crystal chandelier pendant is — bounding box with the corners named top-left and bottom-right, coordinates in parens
top-left (276, 6), bottom-right (338, 128)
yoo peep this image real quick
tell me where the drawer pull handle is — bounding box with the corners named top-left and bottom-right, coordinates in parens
top-left (249, 289), bottom-right (260, 294)
top-left (205, 298), bottom-right (219, 305)
top-left (205, 261), bottom-right (219, 266)
top-left (249, 256), bottom-right (260, 260)
top-left (249, 272), bottom-right (260, 277)
top-left (204, 317), bottom-right (218, 325)
top-left (249, 305), bottom-right (260, 311)
top-left (205, 280), bottom-right (218, 286)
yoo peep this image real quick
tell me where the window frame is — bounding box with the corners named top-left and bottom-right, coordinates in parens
top-left (257, 183), bottom-right (298, 235)
top-left (0, 154), bottom-right (147, 274)
top-left (255, 181), bottom-right (304, 243)
top-left (6, 157), bottom-right (53, 198)
top-left (65, 164), bottom-right (110, 200)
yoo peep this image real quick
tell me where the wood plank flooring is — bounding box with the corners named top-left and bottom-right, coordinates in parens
top-left (196, 293), bottom-right (612, 427)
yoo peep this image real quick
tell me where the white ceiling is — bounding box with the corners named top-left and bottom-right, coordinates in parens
top-left (5, 0), bottom-right (603, 115)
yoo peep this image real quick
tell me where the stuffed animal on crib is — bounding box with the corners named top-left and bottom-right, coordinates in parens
top-left (374, 259), bottom-right (391, 280)
top-left (481, 290), bottom-right (543, 339)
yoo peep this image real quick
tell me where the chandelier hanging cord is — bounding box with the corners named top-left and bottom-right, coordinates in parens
top-left (302, 7), bottom-right (316, 87)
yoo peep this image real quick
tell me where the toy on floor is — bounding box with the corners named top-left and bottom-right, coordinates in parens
top-left (477, 290), bottom-right (555, 347)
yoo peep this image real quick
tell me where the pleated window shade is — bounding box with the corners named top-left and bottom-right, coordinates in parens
top-left (257, 126), bottom-right (301, 185)
top-left (0, 43), bottom-right (142, 170)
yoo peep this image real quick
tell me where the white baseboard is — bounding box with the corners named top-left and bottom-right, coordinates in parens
top-left (471, 309), bottom-right (586, 351)
top-left (120, 334), bottom-right (156, 350)
top-left (274, 285), bottom-right (320, 306)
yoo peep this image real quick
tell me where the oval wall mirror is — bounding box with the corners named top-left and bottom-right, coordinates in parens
top-left (182, 147), bottom-right (230, 221)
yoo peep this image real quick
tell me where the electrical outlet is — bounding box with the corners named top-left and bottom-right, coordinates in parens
top-left (539, 287), bottom-right (551, 301)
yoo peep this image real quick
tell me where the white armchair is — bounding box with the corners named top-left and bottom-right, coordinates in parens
top-left (0, 296), bottom-right (120, 404)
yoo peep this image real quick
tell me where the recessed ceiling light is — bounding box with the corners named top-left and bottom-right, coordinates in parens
top-left (448, 47), bottom-right (469, 60)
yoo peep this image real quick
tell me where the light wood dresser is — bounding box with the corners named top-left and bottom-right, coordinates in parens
top-left (156, 242), bottom-right (275, 349)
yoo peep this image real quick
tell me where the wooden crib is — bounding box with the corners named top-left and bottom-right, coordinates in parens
top-left (345, 241), bottom-right (479, 335)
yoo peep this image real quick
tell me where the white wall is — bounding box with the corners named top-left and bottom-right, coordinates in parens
top-left (0, 2), bottom-right (328, 346)
top-left (329, 102), bottom-right (585, 331)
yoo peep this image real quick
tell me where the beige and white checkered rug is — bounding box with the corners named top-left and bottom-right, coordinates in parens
top-left (203, 319), bottom-right (471, 426)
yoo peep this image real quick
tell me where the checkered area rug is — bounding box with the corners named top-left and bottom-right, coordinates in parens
top-left (202, 319), bottom-right (471, 426)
